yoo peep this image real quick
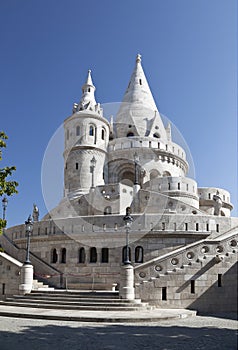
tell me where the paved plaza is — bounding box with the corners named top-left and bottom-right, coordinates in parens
top-left (0, 313), bottom-right (237, 350)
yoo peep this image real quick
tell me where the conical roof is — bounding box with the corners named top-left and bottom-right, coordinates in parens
top-left (116, 54), bottom-right (167, 139)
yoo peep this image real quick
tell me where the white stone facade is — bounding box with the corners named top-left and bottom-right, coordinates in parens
top-left (1, 55), bottom-right (237, 312)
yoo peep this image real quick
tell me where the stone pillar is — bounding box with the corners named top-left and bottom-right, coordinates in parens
top-left (119, 264), bottom-right (135, 300)
top-left (19, 263), bottom-right (33, 295)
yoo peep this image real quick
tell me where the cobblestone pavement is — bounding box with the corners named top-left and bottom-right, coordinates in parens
top-left (0, 314), bottom-right (237, 350)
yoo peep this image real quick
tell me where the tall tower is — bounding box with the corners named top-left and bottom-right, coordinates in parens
top-left (64, 70), bottom-right (109, 199)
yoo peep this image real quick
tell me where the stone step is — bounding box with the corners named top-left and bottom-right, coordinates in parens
top-left (30, 290), bottom-right (120, 299)
top-left (10, 295), bottom-right (142, 304)
top-left (2, 300), bottom-right (153, 311)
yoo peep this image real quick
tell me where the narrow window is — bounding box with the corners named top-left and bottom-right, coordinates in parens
top-left (218, 274), bottom-right (222, 287)
top-left (206, 223), bottom-right (209, 231)
top-left (196, 223), bottom-right (199, 231)
top-left (185, 223), bottom-right (188, 231)
top-left (101, 128), bottom-right (105, 140)
top-left (88, 88), bottom-right (91, 92)
top-left (38, 227), bottom-right (40, 236)
top-left (101, 248), bottom-right (109, 263)
top-left (76, 126), bottom-right (80, 136)
top-left (166, 145), bottom-right (168, 151)
top-left (122, 246), bottom-right (131, 263)
top-left (51, 249), bottom-right (58, 263)
top-left (61, 248), bottom-right (66, 263)
top-left (135, 246), bottom-right (143, 263)
top-left (79, 247), bottom-right (85, 263)
top-left (216, 224), bottom-right (219, 233)
top-left (178, 183), bottom-right (180, 190)
top-left (174, 223), bottom-right (177, 231)
top-left (45, 228), bottom-right (48, 235)
top-left (191, 280), bottom-right (195, 294)
top-left (149, 141), bottom-right (151, 148)
top-left (76, 162), bottom-right (78, 170)
top-left (208, 193), bottom-right (211, 199)
top-left (139, 79), bottom-right (142, 85)
top-left (186, 184), bottom-right (189, 191)
top-left (90, 247), bottom-right (97, 263)
top-left (168, 183), bottom-right (171, 190)
top-left (89, 125), bottom-right (94, 136)
top-left (162, 222), bottom-right (165, 231)
top-left (66, 129), bottom-right (69, 140)
top-left (158, 142), bottom-right (160, 149)
top-left (162, 287), bottom-right (167, 300)
top-left (2, 283), bottom-right (5, 295)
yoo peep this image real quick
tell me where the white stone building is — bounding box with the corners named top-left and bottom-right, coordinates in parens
top-left (1, 55), bottom-right (237, 312)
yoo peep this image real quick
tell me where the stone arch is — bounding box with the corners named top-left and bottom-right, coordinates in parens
top-left (150, 169), bottom-right (160, 180)
top-left (104, 206), bottom-right (112, 215)
top-left (163, 171), bottom-right (171, 177)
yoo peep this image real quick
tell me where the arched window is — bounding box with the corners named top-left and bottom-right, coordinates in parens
top-left (51, 249), bottom-right (58, 263)
top-left (101, 128), bottom-right (105, 140)
top-left (122, 246), bottom-right (131, 263)
top-left (90, 247), bottom-right (97, 263)
top-left (127, 132), bottom-right (134, 137)
top-left (150, 169), bottom-right (160, 180)
top-left (104, 206), bottom-right (112, 215)
top-left (135, 246), bottom-right (143, 263)
top-left (76, 126), bottom-right (80, 136)
top-left (79, 247), bottom-right (85, 263)
top-left (101, 248), bottom-right (109, 263)
top-left (89, 125), bottom-right (94, 136)
top-left (61, 248), bottom-right (66, 263)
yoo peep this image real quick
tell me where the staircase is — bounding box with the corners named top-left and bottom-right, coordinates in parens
top-left (32, 279), bottom-right (55, 292)
top-left (134, 226), bottom-right (238, 312)
top-left (1, 290), bottom-right (153, 311)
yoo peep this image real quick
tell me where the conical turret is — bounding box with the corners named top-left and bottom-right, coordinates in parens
top-left (116, 54), bottom-right (167, 139)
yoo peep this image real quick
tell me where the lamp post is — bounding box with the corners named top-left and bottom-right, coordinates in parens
top-left (25, 215), bottom-right (33, 264)
top-left (134, 152), bottom-right (139, 185)
top-left (2, 196), bottom-right (8, 221)
top-left (123, 207), bottom-right (133, 265)
top-left (90, 156), bottom-right (97, 188)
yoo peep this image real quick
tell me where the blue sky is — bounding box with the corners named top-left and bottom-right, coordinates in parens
top-left (0, 0), bottom-right (237, 227)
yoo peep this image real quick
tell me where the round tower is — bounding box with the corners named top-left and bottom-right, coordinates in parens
top-left (64, 70), bottom-right (109, 199)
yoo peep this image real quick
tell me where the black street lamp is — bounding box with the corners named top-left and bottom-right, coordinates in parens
top-left (25, 215), bottom-right (33, 264)
top-left (2, 196), bottom-right (8, 222)
top-left (90, 156), bottom-right (97, 188)
top-left (134, 152), bottom-right (139, 185)
top-left (123, 207), bottom-right (134, 265)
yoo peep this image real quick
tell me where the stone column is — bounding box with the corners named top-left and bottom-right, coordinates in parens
top-left (19, 263), bottom-right (33, 295)
top-left (119, 264), bottom-right (135, 300)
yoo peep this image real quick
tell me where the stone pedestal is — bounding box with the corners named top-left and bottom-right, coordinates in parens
top-left (119, 264), bottom-right (135, 300)
top-left (19, 263), bottom-right (33, 295)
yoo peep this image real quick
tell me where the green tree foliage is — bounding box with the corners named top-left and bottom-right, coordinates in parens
top-left (0, 131), bottom-right (18, 233)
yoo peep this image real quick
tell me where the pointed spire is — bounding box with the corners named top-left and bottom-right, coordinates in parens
top-left (85, 69), bottom-right (93, 86)
top-left (116, 54), bottom-right (167, 139)
top-left (78, 69), bottom-right (97, 112)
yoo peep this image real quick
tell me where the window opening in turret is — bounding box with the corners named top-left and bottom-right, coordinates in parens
top-left (89, 125), bottom-right (94, 136)
top-left (196, 223), bottom-right (199, 231)
top-left (153, 133), bottom-right (160, 138)
top-left (76, 126), bottom-right (80, 136)
top-left (76, 163), bottom-right (78, 170)
top-left (139, 79), bottom-right (142, 85)
top-left (88, 88), bottom-right (91, 92)
top-left (178, 183), bottom-right (180, 190)
top-left (101, 128), bottom-right (105, 140)
top-left (185, 223), bottom-right (188, 231)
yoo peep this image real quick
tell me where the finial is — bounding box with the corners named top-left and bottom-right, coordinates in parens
top-left (88, 69), bottom-right (91, 74)
top-left (136, 53), bottom-right (142, 63)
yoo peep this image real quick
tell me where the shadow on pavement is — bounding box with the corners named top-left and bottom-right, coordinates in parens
top-left (0, 321), bottom-right (237, 350)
